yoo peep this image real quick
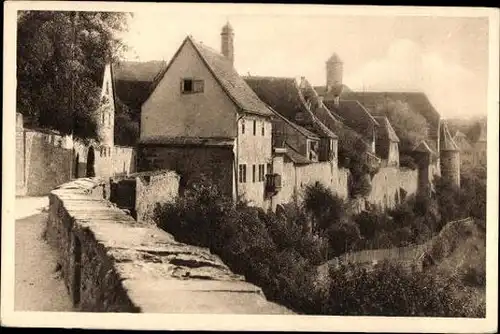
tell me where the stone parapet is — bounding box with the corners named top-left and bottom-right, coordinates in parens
top-left (46, 178), bottom-right (293, 314)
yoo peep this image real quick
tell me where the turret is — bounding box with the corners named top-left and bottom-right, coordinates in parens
top-left (326, 53), bottom-right (343, 97)
top-left (413, 141), bottom-right (433, 199)
top-left (439, 121), bottom-right (460, 188)
top-left (221, 22), bottom-right (234, 66)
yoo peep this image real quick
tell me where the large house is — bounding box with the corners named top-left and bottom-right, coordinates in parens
top-left (138, 23), bottom-right (274, 207)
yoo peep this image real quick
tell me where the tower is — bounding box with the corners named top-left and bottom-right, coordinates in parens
top-left (326, 53), bottom-right (343, 97)
top-left (95, 63), bottom-right (115, 177)
top-left (413, 141), bottom-right (433, 199)
top-left (439, 121), bottom-right (460, 188)
top-left (221, 21), bottom-right (234, 66)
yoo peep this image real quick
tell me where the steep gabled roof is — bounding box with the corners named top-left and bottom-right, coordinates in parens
top-left (244, 76), bottom-right (312, 123)
top-left (269, 107), bottom-right (319, 140)
top-left (284, 144), bottom-right (312, 165)
top-left (341, 91), bottom-right (441, 140)
top-left (148, 36), bottom-right (272, 117)
top-left (244, 76), bottom-right (337, 139)
top-left (324, 99), bottom-right (379, 140)
top-left (413, 140), bottom-right (434, 154)
top-left (111, 60), bottom-right (167, 112)
top-left (440, 121), bottom-right (459, 151)
top-left (373, 116), bottom-right (400, 143)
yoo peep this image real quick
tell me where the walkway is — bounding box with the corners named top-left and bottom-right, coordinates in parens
top-left (15, 196), bottom-right (74, 311)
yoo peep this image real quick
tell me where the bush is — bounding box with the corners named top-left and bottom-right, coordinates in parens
top-left (461, 266), bottom-right (486, 288)
top-left (302, 183), bottom-right (347, 233)
top-left (323, 261), bottom-right (485, 317)
top-left (399, 154), bottom-right (418, 170)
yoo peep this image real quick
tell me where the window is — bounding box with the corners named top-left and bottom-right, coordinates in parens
top-left (261, 123), bottom-right (265, 136)
top-left (258, 164), bottom-right (265, 182)
top-left (267, 163), bottom-right (272, 175)
top-left (241, 120), bottom-right (245, 134)
top-left (106, 81), bottom-right (109, 95)
top-left (181, 79), bottom-right (204, 94)
top-left (252, 164), bottom-right (256, 183)
top-left (253, 120), bottom-right (257, 136)
top-left (238, 164), bottom-right (247, 183)
top-left (102, 113), bottom-right (105, 125)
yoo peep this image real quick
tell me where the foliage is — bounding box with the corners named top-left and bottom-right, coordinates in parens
top-left (154, 178), bottom-right (485, 316)
top-left (17, 11), bottom-right (131, 139)
top-left (375, 99), bottom-right (429, 151)
top-left (114, 98), bottom-right (140, 146)
top-left (329, 121), bottom-right (374, 198)
top-left (324, 261), bottom-right (485, 317)
top-left (302, 182), bottom-right (347, 233)
top-left (399, 154), bottom-right (418, 170)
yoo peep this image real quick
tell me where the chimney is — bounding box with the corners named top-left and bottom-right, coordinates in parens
top-left (221, 22), bottom-right (234, 65)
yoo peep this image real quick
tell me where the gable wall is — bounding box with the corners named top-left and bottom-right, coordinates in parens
top-left (141, 41), bottom-right (239, 140)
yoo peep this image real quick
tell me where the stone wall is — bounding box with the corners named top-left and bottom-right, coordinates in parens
top-left (135, 170), bottom-right (180, 224)
top-left (137, 144), bottom-right (234, 198)
top-left (46, 178), bottom-right (292, 314)
top-left (399, 168), bottom-right (418, 200)
top-left (367, 167), bottom-right (401, 209)
top-left (113, 146), bottom-right (137, 176)
top-left (22, 129), bottom-right (73, 196)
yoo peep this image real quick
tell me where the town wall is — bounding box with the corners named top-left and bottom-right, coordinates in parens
top-left (399, 168), bottom-right (418, 199)
top-left (367, 167), bottom-right (401, 209)
top-left (22, 129), bottom-right (73, 196)
top-left (137, 144), bottom-right (234, 199)
top-left (135, 170), bottom-right (180, 224)
top-left (113, 146), bottom-right (137, 176)
top-left (271, 160), bottom-right (349, 210)
top-left (45, 178), bottom-right (292, 314)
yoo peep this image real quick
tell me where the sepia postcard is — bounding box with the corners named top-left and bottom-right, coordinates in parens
top-left (2, 1), bottom-right (499, 332)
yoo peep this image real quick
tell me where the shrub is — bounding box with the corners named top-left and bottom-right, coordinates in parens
top-left (399, 154), bottom-right (418, 170)
top-left (324, 261), bottom-right (485, 317)
top-left (302, 182), bottom-right (347, 233)
top-left (460, 266), bottom-right (486, 288)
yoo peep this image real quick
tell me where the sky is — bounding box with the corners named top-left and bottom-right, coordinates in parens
top-left (119, 6), bottom-right (490, 119)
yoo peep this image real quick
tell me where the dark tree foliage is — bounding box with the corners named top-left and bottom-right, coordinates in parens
top-left (17, 11), bottom-right (131, 139)
top-left (154, 179), bottom-right (484, 316)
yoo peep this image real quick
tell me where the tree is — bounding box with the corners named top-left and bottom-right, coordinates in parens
top-left (375, 99), bottom-right (429, 151)
top-left (17, 11), bottom-right (132, 139)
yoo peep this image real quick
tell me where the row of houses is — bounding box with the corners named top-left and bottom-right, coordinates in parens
top-left (31, 22), bottom-right (472, 209)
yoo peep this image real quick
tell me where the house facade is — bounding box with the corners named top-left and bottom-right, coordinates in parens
top-left (138, 26), bottom-right (274, 207)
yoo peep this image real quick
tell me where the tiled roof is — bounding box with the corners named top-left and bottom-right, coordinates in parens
top-left (373, 116), bottom-right (400, 143)
top-left (111, 61), bottom-right (167, 111)
top-left (341, 91), bottom-right (441, 140)
top-left (244, 76), bottom-right (313, 123)
top-left (244, 76), bottom-right (337, 139)
top-left (440, 121), bottom-right (459, 151)
top-left (413, 141), bottom-right (434, 154)
top-left (314, 84), bottom-right (352, 99)
top-left (270, 107), bottom-right (319, 140)
top-left (149, 37), bottom-right (272, 117)
top-left (324, 99), bottom-right (379, 140)
top-left (284, 144), bottom-right (312, 165)
top-left (327, 53), bottom-right (342, 63)
top-left (191, 39), bottom-right (273, 117)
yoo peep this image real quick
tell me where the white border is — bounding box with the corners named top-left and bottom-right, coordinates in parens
top-left (2, 2), bottom-right (499, 332)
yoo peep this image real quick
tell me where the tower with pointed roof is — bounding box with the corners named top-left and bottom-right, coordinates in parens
top-left (221, 21), bottom-right (234, 66)
top-left (326, 53), bottom-right (343, 97)
top-left (439, 121), bottom-right (460, 188)
top-left (413, 141), bottom-right (433, 199)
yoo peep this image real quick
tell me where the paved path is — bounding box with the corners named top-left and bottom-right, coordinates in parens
top-left (15, 197), bottom-right (74, 311)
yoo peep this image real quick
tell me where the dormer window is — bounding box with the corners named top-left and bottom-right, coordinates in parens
top-left (181, 78), bottom-right (204, 94)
